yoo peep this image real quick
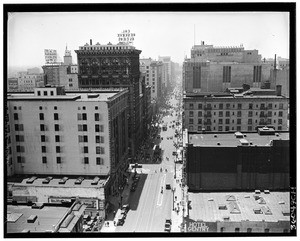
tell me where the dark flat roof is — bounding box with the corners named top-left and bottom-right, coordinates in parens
top-left (188, 132), bottom-right (289, 147)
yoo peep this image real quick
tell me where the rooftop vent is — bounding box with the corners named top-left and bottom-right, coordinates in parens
top-left (253, 208), bottom-right (262, 214)
top-left (75, 177), bottom-right (84, 185)
top-left (26, 176), bottom-right (37, 184)
top-left (217, 142), bottom-right (221, 146)
top-left (214, 134), bottom-right (218, 138)
top-left (282, 210), bottom-right (290, 216)
top-left (91, 176), bottom-right (100, 185)
top-left (42, 176), bottom-right (53, 184)
top-left (59, 177), bottom-right (69, 184)
top-left (27, 215), bottom-right (37, 223)
top-left (264, 190), bottom-right (270, 194)
top-left (253, 195), bottom-right (261, 201)
top-left (226, 195), bottom-right (236, 201)
top-left (255, 190), bottom-right (261, 194)
top-left (240, 139), bottom-right (249, 146)
top-left (258, 197), bottom-right (266, 204)
top-left (244, 195), bottom-right (250, 198)
top-left (31, 202), bottom-right (44, 209)
top-left (208, 198), bottom-right (214, 201)
top-left (87, 94), bottom-right (99, 98)
top-left (223, 216), bottom-right (230, 221)
top-left (229, 201), bottom-right (241, 214)
top-left (261, 206), bottom-right (272, 215)
top-left (234, 132), bottom-right (244, 138)
top-left (218, 204), bottom-right (227, 210)
top-left (278, 201), bottom-right (285, 205)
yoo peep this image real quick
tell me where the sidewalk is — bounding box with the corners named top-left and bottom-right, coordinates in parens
top-left (171, 163), bottom-right (184, 232)
top-left (101, 171), bottom-right (137, 232)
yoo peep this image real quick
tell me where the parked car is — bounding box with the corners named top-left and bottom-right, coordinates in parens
top-left (166, 184), bottom-right (171, 190)
top-left (121, 204), bottom-right (130, 214)
top-left (164, 219), bottom-right (172, 232)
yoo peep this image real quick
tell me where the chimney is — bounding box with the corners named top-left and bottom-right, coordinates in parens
top-left (90, 39), bottom-right (92, 45)
top-left (274, 54), bottom-right (277, 70)
top-left (276, 85), bottom-right (282, 96)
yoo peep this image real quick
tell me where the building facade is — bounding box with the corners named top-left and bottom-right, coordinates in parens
top-left (42, 47), bottom-right (78, 90)
top-left (75, 40), bottom-right (144, 156)
top-left (183, 87), bottom-right (289, 133)
top-left (185, 131), bottom-right (289, 191)
top-left (183, 42), bottom-right (275, 93)
top-left (16, 71), bottom-right (44, 91)
top-left (7, 86), bottom-right (129, 194)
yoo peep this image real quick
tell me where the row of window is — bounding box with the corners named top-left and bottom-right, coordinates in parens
top-left (189, 111), bottom-right (284, 118)
top-left (220, 227), bottom-right (288, 233)
top-left (187, 103), bottom-right (285, 110)
top-left (37, 90), bottom-right (54, 96)
top-left (17, 156), bottom-right (105, 165)
top-left (32, 145), bottom-right (106, 154)
top-left (189, 118), bottom-right (283, 125)
top-left (190, 125), bottom-right (283, 132)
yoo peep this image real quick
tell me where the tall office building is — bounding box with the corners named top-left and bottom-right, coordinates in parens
top-left (183, 42), bottom-right (274, 93)
top-left (75, 40), bottom-right (145, 156)
top-left (7, 86), bottom-right (129, 193)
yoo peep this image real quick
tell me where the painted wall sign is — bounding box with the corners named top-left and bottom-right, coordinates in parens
top-left (186, 221), bottom-right (217, 232)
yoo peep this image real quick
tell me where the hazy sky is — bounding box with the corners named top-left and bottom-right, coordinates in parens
top-left (8, 11), bottom-right (289, 68)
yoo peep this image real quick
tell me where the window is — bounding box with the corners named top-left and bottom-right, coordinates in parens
top-left (225, 126), bottom-right (229, 131)
top-left (248, 111), bottom-right (253, 117)
top-left (78, 124), bottom-right (87, 131)
top-left (248, 126), bottom-right (252, 131)
top-left (198, 104), bottom-right (202, 109)
top-left (247, 228), bottom-right (252, 233)
top-left (198, 119), bottom-right (202, 124)
top-left (57, 157), bottom-right (61, 164)
top-left (83, 106), bottom-right (86, 110)
top-left (189, 119), bottom-right (194, 124)
top-left (77, 113), bottom-right (82, 120)
top-left (225, 111), bottom-right (230, 117)
top-left (264, 229), bottom-right (270, 233)
top-left (95, 113), bottom-right (100, 121)
top-left (235, 228), bottom-right (240, 233)
top-left (54, 124), bottom-right (59, 131)
top-left (283, 229), bottom-right (289, 233)
top-left (278, 126), bottom-right (282, 130)
top-left (219, 111), bottom-right (223, 117)
top-left (82, 113), bottom-right (87, 120)
top-left (55, 135), bottom-right (60, 142)
top-left (56, 146), bottom-right (60, 153)
top-left (40, 124), bottom-right (45, 131)
top-left (279, 103), bottom-right (283, 109)
top-left (100, 136), bottom-right (104, 143)
top-left (226, 103), bottom-right (230, 109)
top-left (100, 147), bottom-right (105, 154)
top-left (223, 66), bottom-right (231, 83)
top-left (248, 119), bottom-right (252, 125)
top-left (237, 126), bottom-right (241, 131)
top-left (267, 119), bottom-right (272, 124)
top-left (253, 66), bottom-right (262, 82)
top-left (220, 227), bottom-right (225, 232)
top-left (225, 119), bottom-right (230, 124)
top-left (44, 91), bottom-right (47, 96)
top-left (42, 156), bottom-right (47, 164)
top-left (238, 104), bottom-right (242, 109)
top-left (237, 119), bottom-right (241, 124)
top-left (96, 146), bottom-right (101, 154)
top-left (54, 113), bottom-right (59, 120)
top-left (50, 91), bottom-right (54, 96)
top-left (39, 113), bottom-right (44, 120)
top-left (278, 119), bottom-right (282, 125)
top-left (37, 91), bottom-right (41, 96)
top-left (189, 111), bottom-right (194, 117)
top-left (17, 156), bottom-right (22, 163)
top-left (189, 103), bottom-right (194, 109)
top-left (278, 111), bottom-right (283, 117)
top-left (95, 135), bottom-right (100, 143)
top-left (218, 119), bottom-right (223, 124)
top-left (219, 104), bottom-right (223, 109)
top-left (218, 126), bottom-right (223, 131)
top-left (16, 145), bottom-right (24, 152)
top-left (39, 106), bottom-right (43, 110)
top-left (15, 124), bottom-right (24, 131)
top-left (237, 111), bottom-right (242, 117)
top-left (249, 103), bottom-right (253, 109)
top-left (95, 106), bottom-right (98, 110)
top-left (198, 111), bottom-right (202, 117)
top-left (41, 135), bottom-right (46, 142)
top-left (54, 106), bottom-right (57, 110)
top-left (14, 113), bottom-right (18, 120)
top-left (42, 146), bottom-right (46, 153)
top-left (95, 124), bottom-right (100, 132)
top-left (268, 111), bottom-right (272, 117)
top-left (84, 157), bottom-right (89, 164)
top-left (268, 103), bottom-right (272, 109)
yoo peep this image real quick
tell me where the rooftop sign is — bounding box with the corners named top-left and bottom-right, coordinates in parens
top-left (117, 29), bottom-right (135, 45)
top-left (44, 49), bottom-right (58, 64)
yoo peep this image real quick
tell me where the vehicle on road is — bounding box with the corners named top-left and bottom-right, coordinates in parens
top-left (121, 204), bottom-right (130, 214)
top-left (166, 184), bottom-right (171, 190)
top-left (164, 219), bottom-right (172, 232)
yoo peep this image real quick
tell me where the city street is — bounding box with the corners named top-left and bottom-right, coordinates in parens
top-left (114, 84), bottom-right (183, 232)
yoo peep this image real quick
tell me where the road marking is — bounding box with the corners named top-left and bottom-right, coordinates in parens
top-left (157, 174), bottom-right (166, 206)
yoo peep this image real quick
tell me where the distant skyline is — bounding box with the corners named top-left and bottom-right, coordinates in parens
top-left (8, 11), bottom-right (289, 69)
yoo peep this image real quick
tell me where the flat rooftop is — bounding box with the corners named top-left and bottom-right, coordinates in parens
top-left (7, 92), bottom-right (122, 102)
top-left (188, 191), bottom-right (290, 223)
top-left (7, 204), bottom-right (68, 233)
top-left (9, 176), bottom-right (107, 188)
top-left (188, 132), bottom-right (289, 147)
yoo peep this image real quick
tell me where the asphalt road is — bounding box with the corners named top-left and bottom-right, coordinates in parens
top-left (115, 87), bottom-right (182, 232)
